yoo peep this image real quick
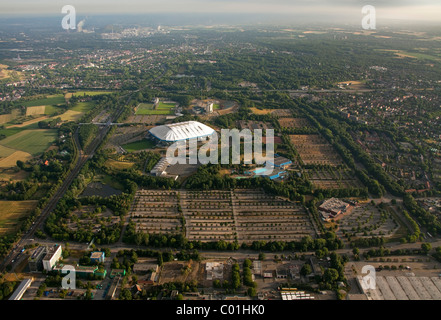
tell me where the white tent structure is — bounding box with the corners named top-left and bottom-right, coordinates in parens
top-left (149, 121), bottom-right (215, 142)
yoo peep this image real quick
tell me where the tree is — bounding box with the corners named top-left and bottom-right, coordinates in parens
top-left (421, 243), bottom-right (432, 254)
top-left (157, 253), bottom-right (164, 266)
top-left (300, 263), bottom-right (312, 276)
top-left (213, 279), bottom-right (221, 288)
top-left (258, 252), bottom-right (265, 261)
top-left (247, 287), bottom-right (257, 297)
top-left (324, 268), bottom-right (339, 284)
top-left (243, 259), bottom-right (252, 269)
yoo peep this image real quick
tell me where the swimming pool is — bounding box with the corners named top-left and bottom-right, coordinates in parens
top-left (254, 167), bottom-right (269, 175)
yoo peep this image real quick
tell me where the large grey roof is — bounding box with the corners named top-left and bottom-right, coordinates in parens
top-left (149, 121), bottom-right (215, 142)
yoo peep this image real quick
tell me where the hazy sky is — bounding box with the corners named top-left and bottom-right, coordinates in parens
top-left (1, 0), bottom-right (441, 22)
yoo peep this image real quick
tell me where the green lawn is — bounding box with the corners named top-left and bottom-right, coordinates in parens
top-left (71, 101), bottom-right (95, 113)
top-left (44, 105), bottom-right (66, 116)
top-left (21, 95), bottom-right (66, 107)
top-left (0, 129), bottom-right (58, 156)
top-left (0, 127), bottom-right (24, 138)
top-left (122, 140), bottom-right (156, 152)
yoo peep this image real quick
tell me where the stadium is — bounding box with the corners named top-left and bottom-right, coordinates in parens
top-left (148, 121), bottom-right (216, 143)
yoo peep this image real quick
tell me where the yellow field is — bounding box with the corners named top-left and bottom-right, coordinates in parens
top-left (56, 110), bottom-right (83, 121)
top-left (0, 200), bottom-right (38, 235)
top-left (105, 159), bottom-right (135, 170)
top-left (0, 145), bottom-right (17, 158)
top-left (0, 169), bottom-right (29, 183)
top-left (0, 151), bottom-right (32, 168)
top-left (250, 107), bottom-right (275, 115)
top-left (0, 64), bottom-right (12, 80)
top-left (0, 114), bottom-right (14, 125)
top-left (7, 116), bottom-right (48, 128)
top-left (25, 105), bottom-right (46, 116)
top-left (0, 64), bottom-right (22, 80)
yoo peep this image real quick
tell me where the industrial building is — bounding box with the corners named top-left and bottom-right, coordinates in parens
top-left (205, 262), bottom-right (224, 280)
top-left (266, 156), bottom-right (292, 169)
top-left (28, 246), bottom-right (47, 272)
top-left (148, 121), bottom-right (215, 142)
top-left (90, 251), bottom-right (105, 263)
top-left (150, 157), bottom-right (169, 176)
top-left (318, 198), bottom-right (351, 221)
top-left (42, 244), bottom-right (62, 271)
top-left (9, 278), bottom-right (33, 300)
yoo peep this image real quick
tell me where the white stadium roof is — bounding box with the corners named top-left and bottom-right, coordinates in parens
top-left (149, 121), bottom-right (215, 142)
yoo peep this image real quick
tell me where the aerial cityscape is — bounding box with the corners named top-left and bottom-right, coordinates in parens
top-left (1, 0), bottom-right (441, 312)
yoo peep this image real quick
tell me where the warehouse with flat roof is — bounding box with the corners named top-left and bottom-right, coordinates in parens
top-left (149, 121), bottom-right (215, 142)
top-left (9, 278), bottom-right (33, 300)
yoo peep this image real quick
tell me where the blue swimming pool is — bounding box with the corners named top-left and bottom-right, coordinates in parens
top-left (254, 168), bottom-right (269, 174)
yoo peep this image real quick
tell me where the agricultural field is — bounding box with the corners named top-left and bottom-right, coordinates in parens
top-left (7, 116), bottom-right (48, 128)
top-left (0, 168), bottom-right (30, 183)
top-left (25, 106), bottom-right (46, 116)
top-left (289, 134), bottom-right (344, 166)
top-left (70, 101), bottom-right (95, 113)
top-left (130, 189), bottom-right (316, 243)
top-left (0, 109), bottom-right (20, 125)
top-left (20, 95), bottom-right (66, 108)
top-left (305, 168), bottom-right (364, 190)
top-left (0, 64), bottom-right (17, 80)
top-left (55, 101), bottom-right (95, 121)
top-left (0, 200), bottom-right (38, 235)
top-left (0, 129), bottom-right (57, 156)
top-left (0, 151), bottom-right (33, 168)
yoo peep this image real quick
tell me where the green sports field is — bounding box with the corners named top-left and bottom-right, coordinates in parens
top-left (122, 140), bottom-right (156, 152)
top-left (135, 102), bottom-right (175, 115)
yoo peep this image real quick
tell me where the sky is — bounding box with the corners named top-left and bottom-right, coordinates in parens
top-left (1, 0), bottom-right (440, 23)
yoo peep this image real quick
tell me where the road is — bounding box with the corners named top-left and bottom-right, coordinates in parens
top-left (0, 66), bottom-right (169, 272)
top-left (0, 98), bottom-right (128, 272)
